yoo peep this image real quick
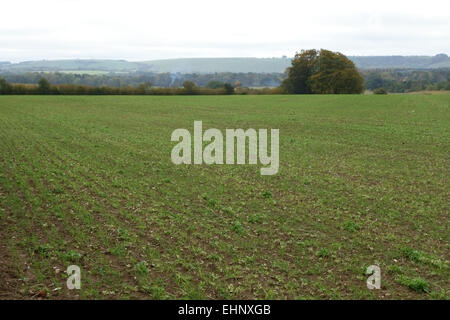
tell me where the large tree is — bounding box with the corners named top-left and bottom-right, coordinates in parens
top-left (38, 77), bottom-right (51, 94)
top-left (282, 49), bottom-right (365, 94)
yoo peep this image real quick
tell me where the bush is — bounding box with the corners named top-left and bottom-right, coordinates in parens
top-left (373, 87), bottom-right (388, 94)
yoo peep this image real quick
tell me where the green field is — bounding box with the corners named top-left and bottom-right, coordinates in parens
top-left (0, 94), bottom-right (448, 299)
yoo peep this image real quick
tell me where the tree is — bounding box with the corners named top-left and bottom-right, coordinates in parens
top-left (38, 77), bottom-right (51, 94)
top-left (137, 81), bottom-right (152, 94)
top-left (183, 81), bottom-right (198, 94)
top-left (308, 50), bottom-right (364, 94)
top-left (281, 49), bottom-right (318, 94)
top-left (0, 78), bottom-right (12, 94)
top-left (223, 83), bottom-right (234, 94)
top-left (281, 49), bottom-right (365, 94)
top-left (206, 80), bottom-right (225, 89)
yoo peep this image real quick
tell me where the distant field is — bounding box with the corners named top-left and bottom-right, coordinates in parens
top-left (0, 95), bottom-right (448, 299)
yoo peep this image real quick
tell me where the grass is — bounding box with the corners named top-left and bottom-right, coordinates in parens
top-left (397, 276), bottom-right (430, 293)
top-left (0, 94), bottom-right (449, 300)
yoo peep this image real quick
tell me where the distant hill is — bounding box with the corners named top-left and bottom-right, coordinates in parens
top-left (348, 54), bottom-right (450, 69)
top-left (0, 59), bottom-right (147, 73)
top-left (1, 54), bottom-right (449, 74)
top-left (140, 55), bottom-right (450, 72)
top-left (140, 57), bottom-right (292, 73)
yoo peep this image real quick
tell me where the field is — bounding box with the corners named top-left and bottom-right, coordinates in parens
top-left (0, 94), bottom-right (448, 299)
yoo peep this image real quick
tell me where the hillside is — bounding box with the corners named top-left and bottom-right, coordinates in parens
top-left (141, 55), bottom-right (450, 72)
top-left (1, 54), bottom-right (449, 74)
top-left (141, 57), bottom-right (292, 73)
top-left (349, 54), bottom-right (450, 69)
top-left (0, 59), bottom-right (150, 73)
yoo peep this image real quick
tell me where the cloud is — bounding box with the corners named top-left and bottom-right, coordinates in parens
top-left (0, 0), bottom-right (449, 61)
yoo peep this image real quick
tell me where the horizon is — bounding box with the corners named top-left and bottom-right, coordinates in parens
top-left (2, 53), bottom-right (450, 64)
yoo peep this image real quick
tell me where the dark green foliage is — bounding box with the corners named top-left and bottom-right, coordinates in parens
top-left (206, 80), bottom-right (225, 89)
top-left (0, 77), bottom-right (12, 94)
top-left (223, 83), bottom-right (234, 94)
top-left (363, 69), bottom-right (450, 93)
top-left (373, 87), bottom-right (388, 94)
top-left (262, 191), bottom-right (272, 199)
top-left (232, 220), bottom-right (244, 234)
top-left (317, 248), bottom-right (330, 258)
top-left (282, 49), bottom-right (317, 94)
top-left (398, 276), bottom-right (430, 293)
top-left (38, 77), bottom-right (51, 94)
top-left (183, 80), bottom-right (198, 94)
top-left (182, 81), bottom-right (198, 94)
top-left (282, 49), bottom-right (364, 94)
top-left (137, 81), bottom-right (152, 94)
top-left (343, 221), bottom-right (360, 232)
top-left (309, 50), bottom-right (365, 94)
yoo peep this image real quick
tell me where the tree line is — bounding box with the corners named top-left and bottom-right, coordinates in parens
top-left (1, 49), bottom-right (449, 95)
top-left (0, 77), bottom-right (284, 95)
top-left (362, 69), bottom-right (450, 92)
top-left (0, 72), bottom-right (284, 89)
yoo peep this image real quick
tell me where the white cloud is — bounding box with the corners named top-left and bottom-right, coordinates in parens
top-left (0, 0), bottom-right (449, 61)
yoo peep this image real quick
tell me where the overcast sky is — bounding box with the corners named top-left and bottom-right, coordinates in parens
top-left (1, 0), bottom-right (449, 62)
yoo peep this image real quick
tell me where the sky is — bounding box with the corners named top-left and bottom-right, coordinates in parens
top-left (1, 0), bottom-right (449, 62)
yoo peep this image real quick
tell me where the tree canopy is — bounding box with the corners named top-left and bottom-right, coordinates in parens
top-left (282, 49), bottom-right (365, 94)
top-left (38, 77), bottom-right (51, 94)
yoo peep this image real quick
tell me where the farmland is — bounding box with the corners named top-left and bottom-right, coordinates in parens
top-left (0, 94), bottom-right (449, 299)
